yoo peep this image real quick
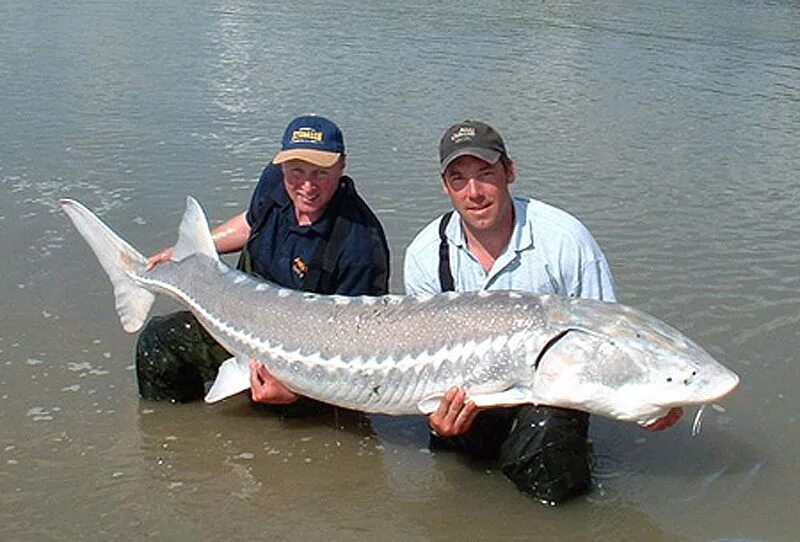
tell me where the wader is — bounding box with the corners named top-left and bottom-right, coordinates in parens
top-left (434, 211), bottom-right (592, 504)
top-left (135, 310), bottom-right (341, 417)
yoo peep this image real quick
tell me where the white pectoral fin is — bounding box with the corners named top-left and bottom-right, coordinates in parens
top-left (205, 356), bottom-right (251, 403)
top-left (416, 385), bottom-right (535, 414)
top-left (468, 385), bottom-right (535, 408)
top-left (416, 395), bottom-right (445, 415)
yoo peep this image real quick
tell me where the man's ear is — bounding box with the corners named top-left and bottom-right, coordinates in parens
top-left (506, 160), bottom-right (517, 185)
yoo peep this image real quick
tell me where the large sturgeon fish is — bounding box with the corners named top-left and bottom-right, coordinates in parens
top-left (60, 197), bottom-right (739, 424)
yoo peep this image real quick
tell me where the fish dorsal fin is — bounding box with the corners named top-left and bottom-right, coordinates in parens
top-left (172, 196), bottom-right (219, 262)
top-left (415, 385), bottom-right (535, 414)
top-left (205, 355), bottom-right (251, 403)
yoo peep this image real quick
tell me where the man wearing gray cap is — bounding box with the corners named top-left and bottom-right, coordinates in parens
top-left (404, 120), bottom-right (681, 503)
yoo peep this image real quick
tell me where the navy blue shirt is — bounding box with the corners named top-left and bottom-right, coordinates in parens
top-left (244, 164), bottom-right (389, 296)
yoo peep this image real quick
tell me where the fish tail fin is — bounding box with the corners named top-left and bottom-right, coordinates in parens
top-left (60, 199), bottom-right (155, 333)
top-left (171, 196), bottom-right (219, 263)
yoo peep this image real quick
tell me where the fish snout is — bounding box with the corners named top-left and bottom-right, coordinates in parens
top-left (683, 365), bottom-right (740, 405)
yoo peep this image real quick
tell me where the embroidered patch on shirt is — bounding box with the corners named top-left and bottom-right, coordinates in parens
top-left (292, 256), bottom-right (308, 279)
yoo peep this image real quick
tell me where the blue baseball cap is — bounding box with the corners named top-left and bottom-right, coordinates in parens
top-left (273, 115), bottom-right (345, 168)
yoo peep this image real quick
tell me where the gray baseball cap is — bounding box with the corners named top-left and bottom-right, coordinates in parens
top-left (439, 120), bottom-right (508, 172)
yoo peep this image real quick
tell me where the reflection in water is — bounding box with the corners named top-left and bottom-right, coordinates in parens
top-left (132, 400), bottom-right (439, 539)
top-left (132, 404), bottom-right (678, 541)
top-left (135, 399), bottom-right (375, 494)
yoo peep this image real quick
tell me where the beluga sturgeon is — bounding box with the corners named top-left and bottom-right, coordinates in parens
top-left (60, 197), bottom-right (739, 424)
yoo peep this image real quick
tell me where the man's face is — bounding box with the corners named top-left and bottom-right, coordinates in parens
top-left (441, 155), bottom-right (515, 234)
top-left (282, 159), bottom-right (343, 225)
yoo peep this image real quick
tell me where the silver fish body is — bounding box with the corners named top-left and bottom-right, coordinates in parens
top-left (60, 197), bottom-right (739, 423)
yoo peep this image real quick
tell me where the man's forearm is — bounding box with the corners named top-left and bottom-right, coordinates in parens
top-left (212, 212), bottom-right (251, 254)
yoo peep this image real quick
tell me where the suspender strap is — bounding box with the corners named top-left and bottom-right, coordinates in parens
top-left (306, 175), bottom-right (389, 295)
top-left (438, 211), bottom-right (455, 292)
top-left (303, 178), bottom-right (355, 294)
top-left (237, 196), bottom-right (278, 275)
top-left (367, 223), bottom-right (390, 294)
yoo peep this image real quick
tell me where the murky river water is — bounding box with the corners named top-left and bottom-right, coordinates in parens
top-left (1, 1), bottom-right (798, 540)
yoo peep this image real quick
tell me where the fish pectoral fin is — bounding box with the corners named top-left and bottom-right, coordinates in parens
top-left (416, 385), bottom-right (535, 414)
top-left (204, 356), bottom-right (251, 403)
top-left (468, 385), bottom-right (534, 408)
top-left (416, 395), bottom-right (446, 415)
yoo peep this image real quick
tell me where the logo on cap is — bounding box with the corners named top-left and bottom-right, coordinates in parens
top-left (450, 126), bottom-right (476, 143)
top-left (273, 115), bottom-right (344, 168)
top-left (291, 128), bottom-right (324, 144)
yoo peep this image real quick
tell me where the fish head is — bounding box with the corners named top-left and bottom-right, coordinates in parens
top-left (535, 297), bottom-right (740, 423)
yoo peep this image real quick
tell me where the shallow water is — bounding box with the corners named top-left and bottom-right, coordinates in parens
top-left (1, 1), bottom-right (798, 540)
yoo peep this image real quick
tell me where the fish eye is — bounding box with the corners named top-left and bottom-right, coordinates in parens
top-left (666, 377), bottom-right (673, 383)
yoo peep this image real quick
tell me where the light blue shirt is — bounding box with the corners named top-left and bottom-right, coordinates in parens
top-left (403, 196), bottom-right (617, 302)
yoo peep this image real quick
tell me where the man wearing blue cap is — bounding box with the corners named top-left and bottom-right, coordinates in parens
top-left (136, 115), bottom-right (390, 411)
top-left (404, 120), bottom-right (681, 503)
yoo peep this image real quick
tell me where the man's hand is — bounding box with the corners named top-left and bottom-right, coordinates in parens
top-left (146, 246), bottom-right (175, 271)
top-left (428, 387), bottom-right (481, 437)
top-left (249, 360), bottom-right (299, 404)
top-left (642, 407), bottom-right (683, 431)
